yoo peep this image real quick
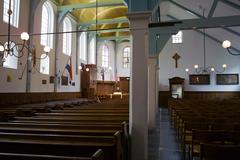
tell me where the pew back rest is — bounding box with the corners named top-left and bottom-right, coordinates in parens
top-left (200, 143), bottom-right (240, 160)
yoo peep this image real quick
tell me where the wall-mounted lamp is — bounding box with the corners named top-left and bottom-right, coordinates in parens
top-left (0, 0), bottom-right (50, 67)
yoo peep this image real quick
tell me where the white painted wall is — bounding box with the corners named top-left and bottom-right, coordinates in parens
top-left (0, 0), bottom-right (30, 93)
top-left (0, 0), bottom-right (81, 93)
top-left (159, 30), bottom-right (240, 91)
top-left (31, 0), bottom-right (56, 92)
top-left (116, 41), bottom-right (130, 77)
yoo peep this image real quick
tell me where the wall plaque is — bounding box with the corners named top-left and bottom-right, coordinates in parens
top-left (216, 74), bottom-right (239, 85)
top-left (189, 74), bottom-right (210, 85)
top-left (61, 76), bottom-right (68, 86)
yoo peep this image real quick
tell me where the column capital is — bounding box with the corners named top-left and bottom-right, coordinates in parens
top-left (127, 11), bottom-right (151, 30)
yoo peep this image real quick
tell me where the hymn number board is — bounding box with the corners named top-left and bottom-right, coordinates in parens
top-left (189, 74), bottom-right (210, 85)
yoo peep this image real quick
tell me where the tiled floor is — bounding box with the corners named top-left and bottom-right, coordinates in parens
top-left (148, 108), bottom-right (182, 160)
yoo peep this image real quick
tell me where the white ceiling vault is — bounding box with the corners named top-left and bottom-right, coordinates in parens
top-left (159, 0), bottom-right (240, 52)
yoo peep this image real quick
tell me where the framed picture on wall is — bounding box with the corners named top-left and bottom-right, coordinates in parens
top-left (216, 74), bottom-right (239, 85)
top-left (61, 76), bottom-right (68, 86)
top-left (189, 74), bottom-right (210, 85)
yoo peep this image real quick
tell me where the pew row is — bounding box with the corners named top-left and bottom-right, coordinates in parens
top-left (0, 131), bottom-right (121, 160)
top-left (0, 149), bottom-right (103, 160)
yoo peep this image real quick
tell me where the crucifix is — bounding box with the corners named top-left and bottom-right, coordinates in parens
top-left (172, 53), bottom-right (180, 68)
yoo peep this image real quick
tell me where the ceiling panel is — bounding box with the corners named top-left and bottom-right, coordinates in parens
top-left (213, 1), bottom-right (240, 17)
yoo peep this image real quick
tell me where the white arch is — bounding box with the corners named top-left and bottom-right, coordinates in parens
top-left (40, 54), bottom-right (50, 75)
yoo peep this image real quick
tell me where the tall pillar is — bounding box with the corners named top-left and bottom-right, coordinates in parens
top-left (127, 11), bottom-right (151, 160)
top-left (148, 56), bottom-right (157, 130)
top-left (54, 15), bottom-right (60, 92)
top-left (54, 11), bottom-right (68, 92)
top-left (26, 0), bottom-right (41, 92)
top-left (156, 66), bottom-right (159, 112)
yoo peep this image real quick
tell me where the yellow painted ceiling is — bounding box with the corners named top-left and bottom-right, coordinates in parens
top-left (56, 0), bottom-right (129, 38)
top-left (74, 6), bottom-right (128, 23)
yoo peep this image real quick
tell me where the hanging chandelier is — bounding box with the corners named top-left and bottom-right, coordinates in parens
top-left (185, 8), bottom-right (227, 74)
top-left (222, 40), bottom-right (240, 56)
top-left (0, 0), bottom-right (50, 67)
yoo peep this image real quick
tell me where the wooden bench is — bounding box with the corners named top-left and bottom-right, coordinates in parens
top-left (35, 112), bottom-right (129, 117)
top-left (51, 109), bottom-right (129, 113)
top-left (0, 131), bottom-right (122, 160)
top-left (13, 116), bottom-right (129, 123)
top-left (0, 149), bottom-right (103, 160)
top-left (200, 143), bottom-right (240, 160)
top-left (0, 99), bottom-right (129, 160)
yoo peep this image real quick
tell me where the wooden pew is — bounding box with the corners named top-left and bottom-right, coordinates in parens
top-left (0, 98), bottom-right (129, 160)
top-left (13, 116), bottom-right (129, 123)
top-left (51, 109), bottom-right (129, 113)
top-left (35, 112), bottom-right (128, 117)
top-left (0, 149), bottom-right (103, 160)
top-left (0, 131), bottom-right (121, 160)
top-left (200, 143), bottom-right (240, 160)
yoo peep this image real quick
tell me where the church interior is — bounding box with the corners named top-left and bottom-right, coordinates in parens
top-left (0, 0), bottom-right (240, 160)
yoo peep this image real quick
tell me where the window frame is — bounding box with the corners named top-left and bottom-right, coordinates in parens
top-left (89, 38), bottom-right (96, 64)
top-left (40, 54), bottom-right (50, 75)
top-left (172, 31), bottom-right (183, 44)
top-left (101, 44), bottom-right (109, 68)
top-left (3, 0), bottom-right (20, 28)
top-left (122, 47), bottom-right (130, 69)
top-left (79, 32), bottom-right (87, 61)
top-left (3, 41), bottom-right (18, 69)
top-left (40, 1), bottom-right (54, 48)
top-left (62, 17), bottom-right (72, 56)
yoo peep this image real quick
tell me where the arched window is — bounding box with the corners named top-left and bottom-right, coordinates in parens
top-left (102, 45), bottom-right (109, 68)
top-left (89, 38), bottom-right (96, 64)
top-left (3, 0), bottom-right (20, 28)
top-left (40, 54), bottom-right (50, 75)
top-left (79, 32), bottom-right (87, 61)
top-left (41, 1), bottom-right (54, 48)
top-left (62, 17), bottom-right (72, 56)
top-left (3, 41), bottom-right (18, 69)
top-left (123, 47), bottom-right (130, 68)
top-left (172, 31), bottom-right (183, 44)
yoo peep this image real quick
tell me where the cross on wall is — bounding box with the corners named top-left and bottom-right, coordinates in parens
top-left (172, 53), bottom-right (180, 68)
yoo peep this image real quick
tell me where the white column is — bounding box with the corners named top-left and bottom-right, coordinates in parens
top-left (156, 67), bottom-right (160, 112)
top-left (148, 56), bottom-right (157, 130)
top-left (127, 11), bottom-right (151, 160)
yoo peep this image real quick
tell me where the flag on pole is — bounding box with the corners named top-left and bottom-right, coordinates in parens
top-left (65, 57), bottom-right (73, 84)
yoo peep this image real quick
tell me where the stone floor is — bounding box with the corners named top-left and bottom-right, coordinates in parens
top-left (148, 108), bottom-right (182, 160)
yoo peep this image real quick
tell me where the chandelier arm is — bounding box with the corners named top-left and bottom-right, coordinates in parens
top-left (195, 68), bottom-right (201, 74)
top-left (214, 67), bottom-right (225, 73)
top-left (11, 44), bottom-right (25, 58)
top-left (227, 48), bottom-right (240, 56)
top-left (11, 41), bottom-right (33, 58)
